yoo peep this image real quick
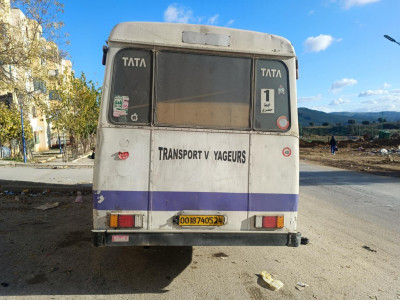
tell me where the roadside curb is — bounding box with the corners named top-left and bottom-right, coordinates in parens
top-left (1, 183), bottom-right (92, 193)
top-left (0, 163), bottom-right (93, 169)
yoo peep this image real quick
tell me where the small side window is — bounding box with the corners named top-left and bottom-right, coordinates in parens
top-left (109, 49), bottom-right (152, 124)
top-left (254, 60), bottom-right (290, 131)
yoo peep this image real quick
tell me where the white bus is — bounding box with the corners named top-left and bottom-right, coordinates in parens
top-left (92, 22), bottom-right (301, 247)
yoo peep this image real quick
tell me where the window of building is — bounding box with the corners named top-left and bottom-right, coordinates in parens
top-left (34, 132), bottom-right (40, 144)
top-left (33, 78), bottom-right (46, 93)
top-left (49, 90), bottom-right (60, 100)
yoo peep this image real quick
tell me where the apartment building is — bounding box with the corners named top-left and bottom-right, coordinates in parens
top-left (0, 0), bottom-right (72, 152)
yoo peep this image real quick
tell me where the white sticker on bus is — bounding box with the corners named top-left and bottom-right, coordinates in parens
top-left (131, 113), bottom-right (138, 121)
top-left (261, 89), bottom-right (275, 114)
top-left (112, 235), bottom-right (129, 242)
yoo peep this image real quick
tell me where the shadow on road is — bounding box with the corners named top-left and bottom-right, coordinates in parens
top-left (0, 179), bottom-right (92, 193)
top-left (0, 186), bottom-right (192, 296)
top-left (89, 246), bottom-right (193, 294)
top-left (300, 170), bottom-right (398, 186)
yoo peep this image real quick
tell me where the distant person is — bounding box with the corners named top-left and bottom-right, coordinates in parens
top-left (329, 136), bottom-right (337, 155)
top-left (90, 147), bottom-right (95, 159)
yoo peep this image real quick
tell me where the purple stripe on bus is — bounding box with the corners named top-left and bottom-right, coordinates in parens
top-left (151, 191), bottom-right (248, 211)
top-left (94, 191), bottom-right (149, 211)
top-left (249, 193), bottom-right (298, 211)
top-left (93, 191), bottom-right (298, 212)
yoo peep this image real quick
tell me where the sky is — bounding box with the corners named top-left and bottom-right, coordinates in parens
top-left (58, 0), bottom-right (400, 113)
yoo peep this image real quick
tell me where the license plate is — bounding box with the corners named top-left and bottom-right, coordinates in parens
top-left (178, 215), bottom-right (225, 226)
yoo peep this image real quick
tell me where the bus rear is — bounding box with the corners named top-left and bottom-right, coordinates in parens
top-left (92, 22), bottom-right (300, 247)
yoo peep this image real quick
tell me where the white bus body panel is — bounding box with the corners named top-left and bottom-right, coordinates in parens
top-left (93, 128), bottom-right (298, 232)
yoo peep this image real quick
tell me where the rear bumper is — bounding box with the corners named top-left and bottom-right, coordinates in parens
top-left (92, 230), bottom-right (301, 247)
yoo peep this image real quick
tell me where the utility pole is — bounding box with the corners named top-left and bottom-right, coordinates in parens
top-left (17, 92), bottom-right (27, 163)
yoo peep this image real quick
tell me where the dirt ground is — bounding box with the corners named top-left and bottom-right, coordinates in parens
top-left (0, 189), bottom-right (194, 296)
top-left (300, 137), bottom-right (400, 178)
top-left (0, 155), bottom-right (399, 298)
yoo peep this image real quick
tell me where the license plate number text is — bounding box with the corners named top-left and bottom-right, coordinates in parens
top-left (178, 215), bottom-right (224, 226)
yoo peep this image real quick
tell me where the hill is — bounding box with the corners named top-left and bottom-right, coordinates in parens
top-left (298, 108), bottom-right (400, 127)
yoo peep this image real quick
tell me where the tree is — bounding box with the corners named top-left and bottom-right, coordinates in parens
top-left (0, 102), bottom-right (33, 157)
top-left (309, 122), bottom-right (314, 127)
top-left (362, 120), bottom-right (370, 125)
top-left (41, 72), bottom-right (101, 160)
top-left (348, 119), bottom-right (356, 124)
top-left (322, 122), bottom-right (329, 126)
top-left (0, 0), bottom-right (68, 101)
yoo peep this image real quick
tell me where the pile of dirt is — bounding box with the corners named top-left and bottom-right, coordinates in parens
top-left (301, 137), bottom-right (400, 150)
top-left (299, 140), bottom-right (327, 148)
top-left (300, 137), bottom-right (400, 178)
top-left (359, 137), bottom-right (400, 149)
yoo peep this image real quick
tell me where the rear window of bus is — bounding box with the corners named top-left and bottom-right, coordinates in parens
top-left (155, 51), bottom-right (251, 129)
top-left (109, 49), bottom-right (290, 132)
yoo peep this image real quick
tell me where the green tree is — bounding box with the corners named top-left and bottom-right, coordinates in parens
top-left (348, 119), bottom-right (356, 124)
top-left (0, 102), bottom-right (33, 157)
top-left (42, 72), bottom-right (100, 160)
top-left (362, 120), bottom-right (370, 125)
top-left (309, 122), bottom-right (314, 127)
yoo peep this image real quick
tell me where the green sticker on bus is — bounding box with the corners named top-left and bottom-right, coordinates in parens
top-left (113, 96), bottom-right (129, 117)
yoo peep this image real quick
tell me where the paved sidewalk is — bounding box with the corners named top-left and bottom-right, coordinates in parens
top-left (0, 153), bottom-right (94, 192)
top-left (0, 152), bottom-right (94, 169)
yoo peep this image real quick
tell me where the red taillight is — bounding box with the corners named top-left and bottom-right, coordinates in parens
top-left (118, 215), bottom-right (134, 227)
top-left (109, 214), bottom-right (144, 228)
top-left (255, 215), bottom-right (284, 229)
top-left (262, 216), bottom-right (277, 228)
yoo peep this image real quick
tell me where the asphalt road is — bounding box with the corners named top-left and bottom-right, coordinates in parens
top-left (0, 162), bottom-right (399, 299)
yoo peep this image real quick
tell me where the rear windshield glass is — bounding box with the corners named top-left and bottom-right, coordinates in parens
top-left (109, 49), bottom-right (152, 124)
top-left (155, 52), bottom-right (251, 129)
top-left (108, 49), bottom-right (291, 131)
